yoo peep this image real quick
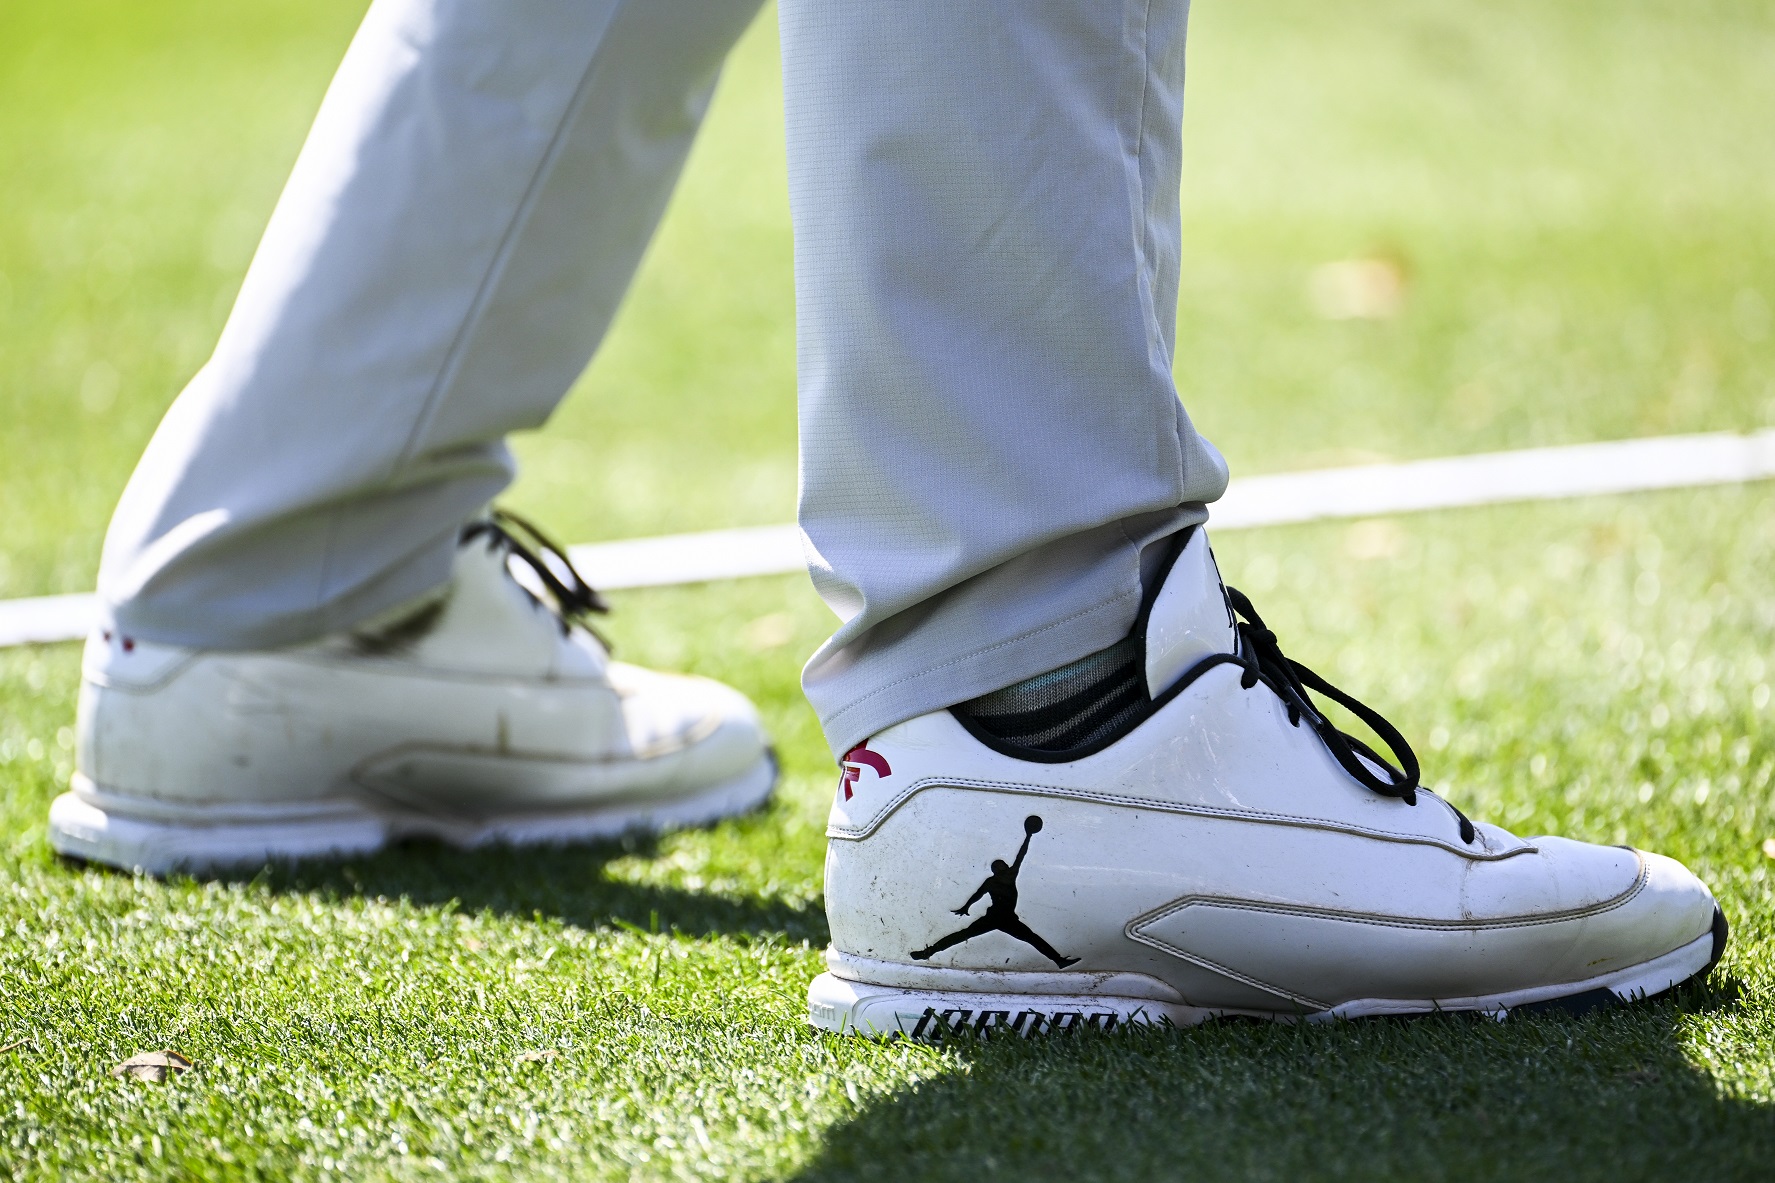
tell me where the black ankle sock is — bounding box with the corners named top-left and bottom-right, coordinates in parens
top-left (954, 635), bottom-right (1149, 755)
top-left (954, 527), bottom-right (1197, 759)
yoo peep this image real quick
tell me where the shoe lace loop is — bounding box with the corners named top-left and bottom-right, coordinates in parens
top-left (1225, 586), bottom-right (1475, 844)
top-left (461, 509), bottom-right (611, 641)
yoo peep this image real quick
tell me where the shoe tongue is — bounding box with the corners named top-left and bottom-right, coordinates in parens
top-left (1143, 528), bottom-right (1238, 698)
top-left (394, 533), bottom-right (569, 676)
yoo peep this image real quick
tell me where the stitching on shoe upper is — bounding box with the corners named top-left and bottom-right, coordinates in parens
top-left (1121, 856), bottom-right (1650, 1010)
top-left (827, 774), bottom-right (1536, 860)
top-left (1120, 933), bottom-right (1331, 1011)
top-left (345, 719), bottom-right (720, 797)
top-left (1128, 854), bottom-right (1648, 937)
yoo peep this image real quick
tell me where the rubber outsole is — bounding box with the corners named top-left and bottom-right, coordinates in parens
top-left (808, 905), bottom-right (1728, 1039)
top-left (48, 751), bottom-right (777, 876)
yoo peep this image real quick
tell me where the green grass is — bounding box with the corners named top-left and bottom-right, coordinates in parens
top-left (2, 0), bottom-right (1774, 1178)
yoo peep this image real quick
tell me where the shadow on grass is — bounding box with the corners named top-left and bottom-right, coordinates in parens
top-left (207, 835), bottom-right (828, 945)
top-left (793, 977), bottom-right (1771, 1183)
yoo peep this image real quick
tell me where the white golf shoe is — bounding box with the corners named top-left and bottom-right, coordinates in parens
top-left (50, 512), bottom-right (775, 874)
top-left (810, 529), bottom-right (1726, 1037)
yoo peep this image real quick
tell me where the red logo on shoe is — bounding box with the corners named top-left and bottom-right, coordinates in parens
top-left (839, 745), bottom-right (891, 801)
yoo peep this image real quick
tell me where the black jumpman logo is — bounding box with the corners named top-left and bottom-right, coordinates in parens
top-left (912, 815), bottom-right (1078, 969)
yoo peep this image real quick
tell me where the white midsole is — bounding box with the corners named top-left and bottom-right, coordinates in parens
top-left (808, 925), bottom-right (1718, 1038)
top-left (48, 754), bottom-right (776, 875)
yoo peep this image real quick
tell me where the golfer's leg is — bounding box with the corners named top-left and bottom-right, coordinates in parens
top-left (100, 0), bottom-right (763, 650)
top-left (782, 0), bottom-right (1227, 757)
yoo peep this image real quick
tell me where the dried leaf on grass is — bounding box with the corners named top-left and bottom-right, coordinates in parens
top-left (515, 1049), bottom-right (558, 1064)
top-left (113, 1050), bottom-right (193, 1082)
top-left (742, 612), bottom-right (794, 652)
top-left (1309, 257), bottom-right (1407, 320)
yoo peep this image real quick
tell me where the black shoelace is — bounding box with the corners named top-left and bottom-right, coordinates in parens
top-left (1226, 586), bottom-right (1475, 844)
top-left (461, 509), bottom-right (611, 644)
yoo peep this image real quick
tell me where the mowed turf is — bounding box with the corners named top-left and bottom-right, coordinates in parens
top-left (2, 0), bottom-right (1774, 1179)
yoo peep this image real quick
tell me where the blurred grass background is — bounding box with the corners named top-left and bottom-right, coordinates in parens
top-left (2, 0), bottom-right (1774, 1179)
top-left (2, 0), bottom-right (1773, 596)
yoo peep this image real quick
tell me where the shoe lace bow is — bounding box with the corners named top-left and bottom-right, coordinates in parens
top-left (1225, 586), bottom-right (1475, 844)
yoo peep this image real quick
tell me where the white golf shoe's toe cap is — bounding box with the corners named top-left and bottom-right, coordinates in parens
top-left (1507, 837), bottom-right (1721, 1000)
top-left (608, 661), bottom-right (771, 783)
top-left (1623, 847), bottom-right (1720, 959)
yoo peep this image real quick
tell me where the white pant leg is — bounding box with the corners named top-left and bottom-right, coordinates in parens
top-left (784, 0), bottom-right (1229, 757)
top-left (101, 0), bottom-right (763, 649)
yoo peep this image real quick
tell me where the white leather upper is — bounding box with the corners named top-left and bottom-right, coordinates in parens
top-left (823, 528), bottom-right (1717, 1011)
top-left (77, 536), bottom-right (766, 815)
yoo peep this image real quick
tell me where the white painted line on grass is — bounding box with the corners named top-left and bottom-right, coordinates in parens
top-left (1210, 428), bottom-right (1775, 529)
top-left (0, 593), bottom-right (101, 649)
top-left (567, 523), bottom-right (806, 591)
top-left (4, 429), bottom-right (1773, 649)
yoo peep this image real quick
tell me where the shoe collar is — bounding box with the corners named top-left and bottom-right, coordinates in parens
top-left (1141, 527), bottom-right (1237, 698)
